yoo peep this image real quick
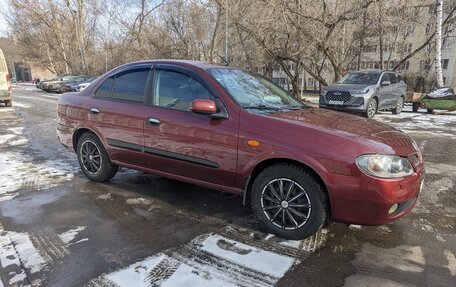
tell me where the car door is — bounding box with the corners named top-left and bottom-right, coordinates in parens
top-left (387, 72), bottom-right (400, 104)
top-left (143, 65), bottom-right (239, 187)
top-left (378, 73), bottom-right (393, 108)
top-left (87, 66), bottom-right (152, 168)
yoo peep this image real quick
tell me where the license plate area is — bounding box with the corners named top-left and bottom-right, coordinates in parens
top-left (328, 100), bottom-right (344, 105)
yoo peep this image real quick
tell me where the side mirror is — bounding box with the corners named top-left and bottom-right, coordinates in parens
top-left (190, 99), bottom-right (217, 115)
top-left (381, 81), bottom-right (391, 86)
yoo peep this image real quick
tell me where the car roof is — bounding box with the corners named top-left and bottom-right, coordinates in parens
top-left (353, 69), bottom-right (398, 74)
top-left (123, 59), bottom-right (235, 70)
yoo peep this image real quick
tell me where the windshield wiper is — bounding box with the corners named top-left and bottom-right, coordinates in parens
top-left (243, 104), bottom-right (282, 111)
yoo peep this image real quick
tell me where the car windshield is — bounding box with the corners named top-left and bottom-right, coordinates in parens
top-left (62, 75), bottom-right (78, 81)
top-left (207, 68), bottom-right (305, 111)
top-left (338, 72), bottom-right (380, 85)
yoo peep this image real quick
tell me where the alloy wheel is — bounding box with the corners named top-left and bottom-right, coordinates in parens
top-left (367, 99), bottom-right (377, 118)
top-left (80, 139), bottom-right (102, 175)
top-left (396, 97), bottom-right (404, 113)
top-left (260, 178), bottom-right (312, 230)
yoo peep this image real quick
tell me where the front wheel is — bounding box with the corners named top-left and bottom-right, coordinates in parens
top-left (251, 164), bottom-right (328, 240)
top-left (77, 132), bottom-right (118, 182)
top-left (364, 98), bottom-right (377, 119)
top-left (392, 97), bottom-right (404, 114)
top-left (427, 108), bottom-right (434, 114)
top-left (5, 100), bottom-right (12, 107)
top-left (412, 102), bottom-right (420, 113)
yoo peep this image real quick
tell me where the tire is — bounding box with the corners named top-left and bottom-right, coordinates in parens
top-left (412, 102), bottom-right (419, 113)
top-left (364, 98), bottom-right (377, 119)
top-left (76, 132), bottom-right (118, 182)
top-left (250, 164), bottom-right (328, 240)
top-left (427, 108), bottom-right (434, 114)
top-left (5, 100), bottom-right (12, 107)
top-left (392, 96), bottom-right (404, 114)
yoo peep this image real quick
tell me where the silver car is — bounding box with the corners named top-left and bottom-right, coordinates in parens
top-left (319, 70), bottom-right (407, 118)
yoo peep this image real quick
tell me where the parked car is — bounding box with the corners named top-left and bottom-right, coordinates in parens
top-left (37, 74), bottom-right (70, 89)
top-left (44, 75), bottom-right (85, 93)
top-left (60, 76), bottom-right (94, 93)
top-left (76, 77), bottom-right (98, 92)
top-left (0, 48), bottom-right (12, 107)
top-left (319, 70), bottom-right (407, 118)
top-left (57, 60), bottom-right (424, 239)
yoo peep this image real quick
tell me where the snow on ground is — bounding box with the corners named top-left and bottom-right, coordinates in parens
top-left (375, 105), bottom-right (456, 135)
top-left (58, 226), bottom-right (86, 245)
top-left (89, 232), bottom-right (306, 287)
top-left (0, 122), bottom-right (78, 202)
top-left (0, 230), bottom-right (47, 286)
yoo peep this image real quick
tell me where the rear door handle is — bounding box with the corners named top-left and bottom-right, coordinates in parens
top-left (90, 108), bottom-right (100, 114)
top-left (148, 117), bottom-right (160, 125)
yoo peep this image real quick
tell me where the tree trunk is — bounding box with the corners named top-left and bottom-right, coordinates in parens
top-left (435, 0), bottom-right (444, 87)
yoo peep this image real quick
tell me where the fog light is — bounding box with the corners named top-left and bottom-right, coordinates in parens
top-left (388, 203), bottom-right (399, 214)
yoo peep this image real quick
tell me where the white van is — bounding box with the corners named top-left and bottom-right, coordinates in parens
top-left (0, 48), bottom-right (12, 107)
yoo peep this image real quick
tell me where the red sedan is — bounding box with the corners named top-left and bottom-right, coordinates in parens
top-left (57, 60), bottom-right (425, 239)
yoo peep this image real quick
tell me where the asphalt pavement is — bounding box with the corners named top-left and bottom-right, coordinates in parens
top-left (0, 85), bottom-right (454, 287)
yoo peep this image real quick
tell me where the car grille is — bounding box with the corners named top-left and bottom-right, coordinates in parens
top-left (326, 91), bottom-right (352, 102)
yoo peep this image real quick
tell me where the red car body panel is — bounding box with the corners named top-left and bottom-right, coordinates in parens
top-left (56, 60), bottom-right (425, 226)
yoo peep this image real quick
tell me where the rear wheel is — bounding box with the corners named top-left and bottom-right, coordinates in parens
top-left (392, 96), bottom-right (404, 114)
top-left (364, 98), bottom-right (377, 119)
top-left (251, 164), bottom-right (328, 240)
top-left (412, 102), bottom-right (420, 113)
top-left (5, 100), bottom-right (12, 107)
top-left (77, 132), bottom-right (118, 182)
top-left (427, 108), bottom-right (434, 114)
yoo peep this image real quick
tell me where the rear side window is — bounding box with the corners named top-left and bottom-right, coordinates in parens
top-left (95, 78), bottom-right (113, 98)
top-left (94, 69), bottom-right (150, 103)
top-left (112, 70), bottom-right (149, 103)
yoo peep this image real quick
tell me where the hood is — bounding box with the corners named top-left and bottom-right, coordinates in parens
top-left (324, 84), bottom-right (373, 92)
top-left (271, 108), bottom-right (418, 156)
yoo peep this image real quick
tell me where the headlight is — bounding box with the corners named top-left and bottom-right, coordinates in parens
top-left (321, 90), bottom-right (328, 96)
top-left (356, 155), bottom-right (414, 178)
top-left (352, 89), bottom-right (370, 94)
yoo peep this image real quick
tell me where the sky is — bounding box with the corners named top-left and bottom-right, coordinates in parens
top-left (0, 0), bottom-right (10, 36)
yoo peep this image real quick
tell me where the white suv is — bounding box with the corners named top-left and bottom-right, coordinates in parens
top-left (0, 48), bottom-right (12, 107)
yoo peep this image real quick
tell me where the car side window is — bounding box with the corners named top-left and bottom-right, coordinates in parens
top-left (95, 78), bottom-right (114, 98)
top-left (380, 73), bottom-right (390, 84)
top-left (388, 73), bottom-right (398, 84)
top-left (154, 70), bottom-right (213, 110)
top-left (112, 69), bottom-right (149, 103)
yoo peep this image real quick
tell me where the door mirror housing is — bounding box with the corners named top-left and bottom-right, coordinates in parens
top-left (190, 99), bottom-right (217, 115)
top-left (381, 81), bottom-right (391, 86)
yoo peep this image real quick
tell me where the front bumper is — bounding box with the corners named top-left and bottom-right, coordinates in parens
top-left (319, 93), bottom-right (370, 113)
top-left (326, 166), bottom-right (425, 225)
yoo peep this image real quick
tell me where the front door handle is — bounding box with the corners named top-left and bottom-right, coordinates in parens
top-left (90, 108), bottom-right (100, 114)
top-left (148, 117), bottom-right (161, 125)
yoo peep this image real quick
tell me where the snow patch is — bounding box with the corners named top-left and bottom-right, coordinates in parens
top-left (200, 234), bottom-right (295, 278)
top-left (90, 233), bottom-right (299, 286)
top-left (0, 231), bottom-right (47, 275)
top-left (59, 226), bottom-right (86, 245)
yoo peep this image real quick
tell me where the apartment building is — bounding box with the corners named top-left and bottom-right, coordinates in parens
top-left (272, 1), bottom-right (456, 93)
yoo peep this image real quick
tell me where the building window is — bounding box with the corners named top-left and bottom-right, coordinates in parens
top-left (428, 5), bottom-right (435, 15)
top-left (307, 78), bottom-right (314, 86)
top-left (442, 59), bottom-right (449, 69)
top-left (425, 23), bottom-right (434, 35)
top-left (406, 43), bottom-right (412, 53)
top-left (404, 26), bottom-right (415, 36)
top-left (420, 60), bottom-right (430, 70)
